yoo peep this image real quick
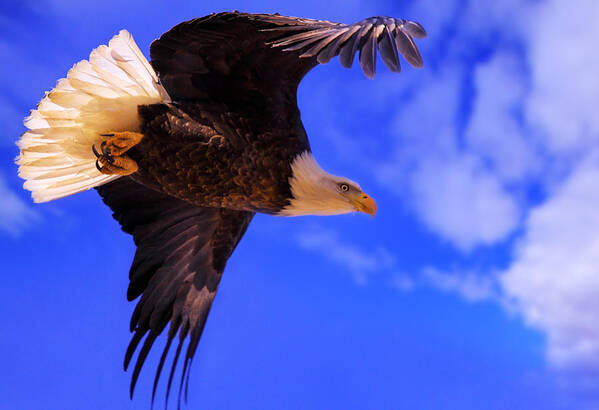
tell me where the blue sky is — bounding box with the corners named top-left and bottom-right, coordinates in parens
top-left (2, 0), bottom-right (599, 409)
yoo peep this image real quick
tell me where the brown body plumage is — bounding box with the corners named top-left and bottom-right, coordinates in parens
top-left (130, 101), bottom-right (304, 213)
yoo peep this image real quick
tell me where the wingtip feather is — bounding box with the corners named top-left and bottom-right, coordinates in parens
top-left (271, 15), bottom-right (425, 76)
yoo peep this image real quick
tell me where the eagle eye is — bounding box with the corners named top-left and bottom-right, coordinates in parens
top-left (339, 183), bottom-right (350, 192)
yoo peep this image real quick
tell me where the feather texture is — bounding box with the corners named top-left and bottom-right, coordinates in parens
top-left (268, 16), bottom-right (426, 78)
top-left (97, 178), bottom-right (254, 408)
top-left (17, 30), bottom-right (170, 203)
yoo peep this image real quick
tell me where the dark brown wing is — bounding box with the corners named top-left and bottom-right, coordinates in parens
top-left (150, 12), bottom-right (426, 104)
top-left (96, 178), bottom-right (254, 407)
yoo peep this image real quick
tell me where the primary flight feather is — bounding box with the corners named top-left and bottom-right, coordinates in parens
top-left (16, 11), bottom-right (426, 408)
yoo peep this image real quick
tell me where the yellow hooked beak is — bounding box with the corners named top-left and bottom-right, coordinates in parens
top-left (350, 192), bottom-right (377, 216)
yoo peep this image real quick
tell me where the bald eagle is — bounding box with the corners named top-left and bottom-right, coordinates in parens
top-left (17, 11), bottom-right (425, 407)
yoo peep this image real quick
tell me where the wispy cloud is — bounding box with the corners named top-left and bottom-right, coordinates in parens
top-left (391, 268), bottom-right (500, 304)
top-left (296, 227), bottom-right (395, 285)
top-left (0, 172), bottom-right (39, 236)
top-left (421, 267), bottom-right (499, 303)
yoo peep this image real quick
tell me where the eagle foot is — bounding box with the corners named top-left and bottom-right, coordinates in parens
top-left (92, 131), bottom-right (143, 176)
top-left (94, 154), bottom-right (139, 176)
top-left (98, 131), bottom-right (144, 157)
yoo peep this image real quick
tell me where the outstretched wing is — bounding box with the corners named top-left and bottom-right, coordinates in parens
top-left (150, 12), bottom-right (426, 103)
top-left (97, 178), bottom-right (254, 407)
top-left (265, 15), bottom-right (426, 76)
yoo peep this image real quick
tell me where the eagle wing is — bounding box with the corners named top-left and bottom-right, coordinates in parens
top-left (97, 178), bottom-right (254, 406)
top-left (107, 12), bottom-right (424, 405)
top-left (150, 12), bottom-right (426, 103)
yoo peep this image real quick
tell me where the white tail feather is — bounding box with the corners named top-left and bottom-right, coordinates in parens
top-left (17, 30), bottom-right (170, 203)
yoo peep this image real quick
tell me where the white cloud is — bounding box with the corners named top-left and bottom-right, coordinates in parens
top-left (296, 228), bottom-right (395, 284)
top-left (487, 0), bottom-right (599, 382)
top-left (465, 51), bottom-right (541, 183)
top-left (525, 1), bottom-right (599, 156)
top-left (0, 173), bottom-right (39, 236)
top-left (409, 153), bottom-right (520, 251)
top-left (377, 66), bottom-right (521, 251)
top-left (385, 0), bottom-right (599, 384)
top-left (501, 155), bottom-right (599, 371)
top-left (376, 0), bottom-right (599, 254)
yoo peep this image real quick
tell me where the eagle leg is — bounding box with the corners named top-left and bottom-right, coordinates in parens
top-left (95, 155), bottom-right (139, 176)
top-left (92, 131), bottom-right (144, 176)
top-left (98, 131), bottom-right (144, 157)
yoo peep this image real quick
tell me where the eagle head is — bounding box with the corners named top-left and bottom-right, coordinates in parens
top-left (279, 151), bottom-right (377, 217)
